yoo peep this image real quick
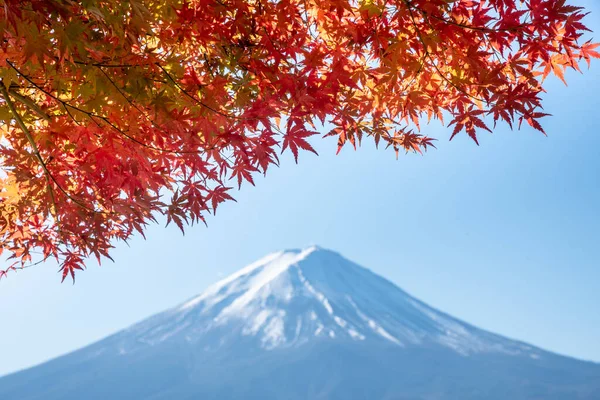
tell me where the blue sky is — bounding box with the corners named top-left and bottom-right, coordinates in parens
top-left (1, 0), bottom-right (599, 377)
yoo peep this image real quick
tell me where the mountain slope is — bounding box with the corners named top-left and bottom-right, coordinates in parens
top-left (1, 246), bottom-right (599, 400)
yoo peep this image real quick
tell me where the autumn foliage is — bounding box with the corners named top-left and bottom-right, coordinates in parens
top-left (0, 0), bottom-right (598, 280)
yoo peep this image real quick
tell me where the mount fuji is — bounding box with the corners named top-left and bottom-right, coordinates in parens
top-left (1, 246), bottom-right (599, 399)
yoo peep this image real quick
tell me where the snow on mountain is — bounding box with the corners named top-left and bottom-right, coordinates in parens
top-left (118, 246), bottom-right (539, 357)
top-left (2, 246), bottom-right (599, 400)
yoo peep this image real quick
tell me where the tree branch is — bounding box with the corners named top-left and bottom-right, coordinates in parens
top-left (0, 80), bottom-right (60, 222)
top-left (7, 89), bottom-right (51, 121)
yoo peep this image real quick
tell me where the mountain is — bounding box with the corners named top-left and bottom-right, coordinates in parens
top-left (1, 246), bottom-right (599, 400)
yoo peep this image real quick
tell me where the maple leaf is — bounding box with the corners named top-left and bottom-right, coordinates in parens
top-left (580, 41), bottom-right (600, 67)
top-left (207, 186), bottom-right (235, 215)
top-left (282, 123), bottom-right (319, 163)
top-left (59, 253), bottom-right (85, 283)
top-left (230, 161), bottom-right (258, 189)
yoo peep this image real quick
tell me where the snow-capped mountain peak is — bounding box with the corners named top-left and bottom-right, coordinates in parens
top-left (178, 246), bottom-right (318, 313)
top-left (120, 246), bottom-right (540, 357)
top-left (4, 247), bottom-right (599, 400)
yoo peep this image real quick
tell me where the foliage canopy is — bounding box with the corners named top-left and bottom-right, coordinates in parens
top-left (0, 0), bottom-right (598, 280)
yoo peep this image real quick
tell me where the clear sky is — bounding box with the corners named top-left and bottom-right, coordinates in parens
top-left (1, 0), bottom-right (599, 378)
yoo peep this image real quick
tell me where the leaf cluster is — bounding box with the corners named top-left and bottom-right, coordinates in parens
top-left (0, 0), bottom-right (597, 280)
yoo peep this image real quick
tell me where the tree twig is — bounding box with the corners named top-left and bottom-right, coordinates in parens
top-left (7, 89), bottom-right (51, 121)
top-left (0, 80), bottom-right (60, 222)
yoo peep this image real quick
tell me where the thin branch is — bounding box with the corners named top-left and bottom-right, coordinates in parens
top-left (3, 63), bottom-right (116, 214)
top-left (97, 66), bottom-right (207, 151)
top-left (156, 63), bottom-right (245, 120)
top-left (402, 1), bottom-right (490, 105)
top-left (6, 60), bottom-right (204, 156)
top-left (6, 61), bottom-right (238, 177)
top-left (7, 90), bottom-right (51, 121)
top-left (0, 80), bottom-right (60, 222)
top-left (405, 1), bottom-right (531, 34)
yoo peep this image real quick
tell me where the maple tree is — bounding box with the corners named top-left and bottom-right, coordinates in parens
top-left (0, 0), bottom-right (598, 281)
